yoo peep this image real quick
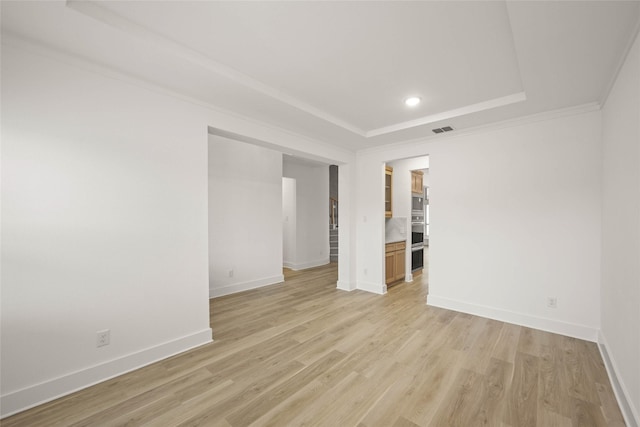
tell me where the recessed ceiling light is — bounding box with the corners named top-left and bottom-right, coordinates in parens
top-left (405, 96), bottom-right (421, 107)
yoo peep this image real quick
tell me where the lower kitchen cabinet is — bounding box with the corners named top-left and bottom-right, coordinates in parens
top-left (385, 241), bottom-right (406, 285)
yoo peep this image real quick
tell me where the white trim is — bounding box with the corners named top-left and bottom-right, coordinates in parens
top-left (209, 275), bottom-right (284, 298)
top-left (427, 295), bottom-right (598, 342)
top-left (357, 281), bottom-right (387, 295)
top-left (0, 329), bottom-right (213, 419)
top-left (598, 331), bottom-right (640, 427)
top-left (366, 92), bottom-right (527, 137)
top-left (282, 258), bottom-right (330, 271)
top-left (336, 280), bottom-right (356, 291)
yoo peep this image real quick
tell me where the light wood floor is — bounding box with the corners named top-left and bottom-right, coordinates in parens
top-left (3, 262), bottom-right (625, 426)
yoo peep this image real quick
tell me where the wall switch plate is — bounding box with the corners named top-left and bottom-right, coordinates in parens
top-left (96, 329), bottom-right (110, 347)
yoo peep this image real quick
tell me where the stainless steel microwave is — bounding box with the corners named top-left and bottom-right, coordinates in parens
top-left (411, 195), bottom-right (424, 212)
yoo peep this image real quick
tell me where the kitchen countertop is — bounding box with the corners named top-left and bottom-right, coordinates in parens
top-left (385, 217), bottom-right (407, 244)
top-left (386, 239), bottom-right (405, 245)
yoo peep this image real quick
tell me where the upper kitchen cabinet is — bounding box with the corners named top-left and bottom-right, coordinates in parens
top-left (385, 166), bottom-right (393, 218)
top-left (411, 170), bottom-right (424, 194)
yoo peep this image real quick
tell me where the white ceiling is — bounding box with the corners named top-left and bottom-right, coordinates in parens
top-left (2, 1), bottom-right (639, 151)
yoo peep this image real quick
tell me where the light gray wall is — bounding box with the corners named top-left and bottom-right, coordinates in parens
top-left (356, 108), bottom-right (603, 340)
top-left (283, 161), bottom-right (330, 270)
top-left (282, 177), bottom-right (297, 268)
top-left (208, 135), bottom-right (284, 297)
top-left (601, 29), bottom-right (640, 426)
top-left (1, 45), bottom-right (212, 416)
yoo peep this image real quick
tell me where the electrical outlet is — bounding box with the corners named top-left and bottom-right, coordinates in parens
top-left (546, 297), bottom-right (557, 309)
top-left (228, 269), bottom-right (234, 278)
top-left (364, 268), bottom-right (368, 276)
top-left (96, 329), bottom-right (110, 347)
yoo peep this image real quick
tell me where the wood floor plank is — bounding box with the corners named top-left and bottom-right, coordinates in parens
top-left (400, 348), bottom-right (464, 426)
top-left (570, 397), bottom-right (609, 427)
top-left (537, 408), bottom-right (572, 427)
top-left (460, 318), bottom-right (503, 373)
top-left (391, 417), bottom-right (421, 427)
top-left (465, 357), bottom-right (513, 427)
top-left (358, 370), bottom-right (425, 427)
top-left (517, 326), bottom-right (543, 357)
top-left (493, 322), bottom-right (522, 363)
top-left (561, 336), bottom-right (601, 404)
top-left (504, 351), bottom-right (539, 427)
top-left (175, 359), bottom-right (306, 426)
top-left (538, 343), bottom-right (571, 417)
top-left (225, 349), bottom-right (347, 426)
top-left (250, 379), bottom-right (328, 427)
top-left (2, 262), bottom-right (625, 427)
top-left (275, 371), bottom-right (363, 426)
top-left (595, 382), bottom-right (627, 427)
top-left (429, 368), bottom-right (485, 426)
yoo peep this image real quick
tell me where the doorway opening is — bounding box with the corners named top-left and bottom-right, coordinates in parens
top-left (281, 155), bottom-right (335, 277)
top-left (383, 156), bottom-right (429, 292)
top-left (329, 165), bottom-right (338, 263)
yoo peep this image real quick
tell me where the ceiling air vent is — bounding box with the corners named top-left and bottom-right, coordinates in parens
top-left (432, 126), bottom-right (454, 134)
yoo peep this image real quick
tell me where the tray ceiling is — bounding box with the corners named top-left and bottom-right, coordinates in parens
top-left (2, 1), bottom-right (639, 150)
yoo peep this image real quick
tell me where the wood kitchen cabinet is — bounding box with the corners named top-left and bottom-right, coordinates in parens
top-left (385, 241), bottom-right (406, 285)
top-left (411, 170), bottom-right (424, 194)
top-left (385, 166), bottom-right (393, 218)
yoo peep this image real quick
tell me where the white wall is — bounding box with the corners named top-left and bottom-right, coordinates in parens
top-left (282, 160), bottom-right (330, 270)
top-left (356, 108), bottom-right (603, 340)
top-left (601, 28), bottom-right (640, 426)
top-left (337, 163), bottom-right (357, 291)
top-left (0, 46), bottom-right (213, 416)
top-left (208, 135), bottom-right (284, 297)
top-left (282, 177), bottom-right (297, 266)
top-left (354, 158), bottom-right (387, 294)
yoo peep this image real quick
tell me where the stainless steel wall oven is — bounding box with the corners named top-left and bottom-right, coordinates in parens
top-left (411, 212), bottom-right (424, 272)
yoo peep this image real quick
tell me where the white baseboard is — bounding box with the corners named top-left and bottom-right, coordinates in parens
top-left (209, 275), bottom-right (284, 298)
top-left (357, 280), bottom-right (387, 295)
top-left (0, 328), bottom-right (213, 419)
top-left (598, 331), bottom-right (640, 427)
top-left (336, 280), bottom-right (355, 291)
top-left (283, 258), bottom-right (330, 271)
top-left (427, 295), bottom-right (598, 342)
